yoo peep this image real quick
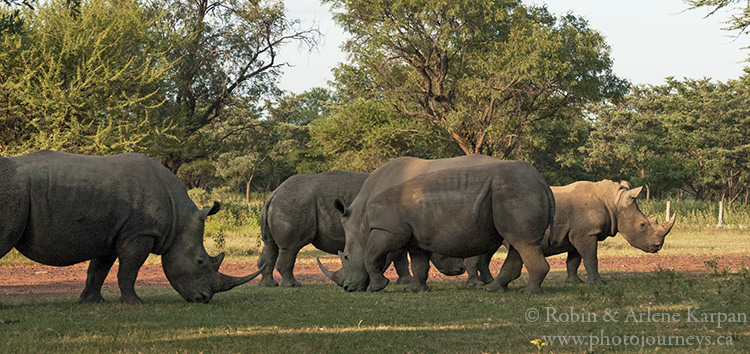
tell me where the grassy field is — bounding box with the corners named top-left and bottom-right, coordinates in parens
top-left (1, 269), bottom-right (749, 353)
top-left (1, 193), bottom-right (749, 353)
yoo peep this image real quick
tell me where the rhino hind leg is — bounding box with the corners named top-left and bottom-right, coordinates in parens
top-left (565, 250), bottom-right (584, 284)
top-left (514, 243), bottom-right (549, 294)
top-left (256, 242), bottom-right (279, 287)
top-left (404, 247), bottom-right (430, 293)
top-left (78, 253), bottom-right (118, 303)
top-left (276, 248), bottom-right (302, 287)
top-left (387, 250), bottom-right (414, 285)
top-left (115, 236), bottom-right (155, 304)
top-left (487, 246), bottom-right (522, 292)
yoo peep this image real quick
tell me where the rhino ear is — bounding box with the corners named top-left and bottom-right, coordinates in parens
top-left (628, 186), bottom-right (643, 199)
top-left (334, 198), bottom-right (349, 216)
top-left (199, 201), bottom-right (221, 220)
top-left (619, 180), bottom-right (631, 189)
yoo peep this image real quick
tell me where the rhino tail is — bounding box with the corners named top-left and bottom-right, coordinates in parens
top-left (545, 184), bottom-right (555, 244)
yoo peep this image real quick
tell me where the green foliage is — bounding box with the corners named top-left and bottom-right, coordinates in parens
top-left (326, 0), bottom-right (628, 158)
top-left (0, 0), bottom-right (172, 155)
top-left (586, 78), bottom-right (750, 201)
top-left (310, 99), bottom-right (459, 172)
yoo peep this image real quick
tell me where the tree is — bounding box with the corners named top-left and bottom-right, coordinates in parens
top-left (147, 0), bottom-right (320, 170)
top-left (586, 77), bottom-right (750, 201)
top-left (310, 98), bottom-right (459, 172)
top-left (325, 0), bottom-right (627, 158)
top-left (0, 0), bottom-right (171, 155)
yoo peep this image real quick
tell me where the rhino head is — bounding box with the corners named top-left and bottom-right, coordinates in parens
top-left (614, 186), bottom-right (676, 253)
top-left (316, 199), bottom-right (371, 291)
top-left (161, 202), bottom-right (263, 303)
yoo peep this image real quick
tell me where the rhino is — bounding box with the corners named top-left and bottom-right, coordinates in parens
top-left (257, 171), bottom-right (465, 287)
top-left (464, 180), bottom-right (677, 285)
top-left (0, 150), bottom-right (263, 304)
top-left (319, 155), bottom-right (555, 294)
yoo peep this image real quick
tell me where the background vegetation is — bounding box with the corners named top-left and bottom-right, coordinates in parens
top-left (1, 0), bottom-right (749, 205)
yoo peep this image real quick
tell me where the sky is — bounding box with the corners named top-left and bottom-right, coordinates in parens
top-left (277, 0), bottom-right (749, 94)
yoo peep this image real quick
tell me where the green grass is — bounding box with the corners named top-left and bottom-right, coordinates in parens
top-left (2, 269), bottom-right (749, 353)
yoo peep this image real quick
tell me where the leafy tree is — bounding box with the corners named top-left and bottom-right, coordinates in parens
top-left (586, 78), bottom-right (750, 201)
top-left (310, 98), bottom-right (459, 172)
top-left (1, 0), bottom-right (33, 34)
top-left (325, 0), bottom-right (628, 158)
top-left (0, 0), bottom-right (171, 155)
top-left (147, 0), bottom-right (320, 170)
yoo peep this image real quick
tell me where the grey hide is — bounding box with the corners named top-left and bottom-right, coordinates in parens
top-left (0, 150), bottom-right (262, 304)
top-left (328, 155), bottom-right (554, 294)
top-left (257, 171), bottom-right (465, 288)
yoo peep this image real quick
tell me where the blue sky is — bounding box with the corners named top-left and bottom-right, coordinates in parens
top-left (277, 0), bottom-right (748, 94)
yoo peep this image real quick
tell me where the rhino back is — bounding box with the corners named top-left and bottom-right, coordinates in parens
top-left (265, 171), bottom-right (367, 253)
top-left (12, 151), bottom-right (188, 265)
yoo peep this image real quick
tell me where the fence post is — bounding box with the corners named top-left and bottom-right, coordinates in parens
top-left (717, 200), bottom-right (724, 227)
top-left (665, 201), bottom-right (671, 222)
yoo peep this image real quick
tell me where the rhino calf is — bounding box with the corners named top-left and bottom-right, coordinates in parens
top-left (0, 150), bottom-right (262, 304)
top-left (466, 180), bottom-right (676, 285)
top-left (258, 171), bottom-right (465, 287)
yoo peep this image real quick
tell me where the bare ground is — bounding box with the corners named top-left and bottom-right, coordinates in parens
top-left (1, 254), bottom-right (748, 300)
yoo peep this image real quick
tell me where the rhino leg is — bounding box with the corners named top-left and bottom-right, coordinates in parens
top-left (404, 247), bottom-right (430, 293)
top-left (387, 250), bottom-right (414, 285)
top-left (465, 252), bottom-right (495, 287)
top-left (256, 241), bottom-right (279, 287)
top-left (487, 246), bottom-right (522, 292)
top-left (364, 229), bottom-right (404, 292)
top-left (573, 236), bottom-right (601, 283)
top-left (514, 243), bottom-right (549, 294)
top-left (464, 255), bottom-right (485, 287)
top-left (116, 236), bottom-right (155, 304)
top-left (276, 248), bottom-right (302, 287)
top-left (477, 251), bottom-right (495, 284)
top-left (565, 250), bottom-right (584, 284)
top-left (78, 253), bottom-right (117, 303)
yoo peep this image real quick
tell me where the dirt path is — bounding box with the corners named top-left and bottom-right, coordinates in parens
top-left (1, 254), bottom-right (748, 300)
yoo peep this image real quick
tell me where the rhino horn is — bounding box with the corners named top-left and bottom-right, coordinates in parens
top-left (317, 257), bottom-right (343, 286)
top-left (660, 213), bottom-right (677, 237)
top-left (210, 252), bottom-right (225, 271)
top-left (213, 264), bottom-right (266, 293)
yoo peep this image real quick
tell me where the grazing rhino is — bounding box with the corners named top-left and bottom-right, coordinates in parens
top-left (464, 180), bottom-right (677, 285)
top-left (0, 150), bottom-right (263, 304)
top-left (257, 171), bottom-right (465, 287)
top-left (319, 155), bottom-right (554, 294)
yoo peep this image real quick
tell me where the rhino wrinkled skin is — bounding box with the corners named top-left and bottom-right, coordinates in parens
top-left (328, 155), bottom-right (555, 294)
top-left (0, 150), bottom-right (262, 304)
top-left (465, 180), bottom-right (676, 284)
top-left (257, 171), bottom-right (465, 288)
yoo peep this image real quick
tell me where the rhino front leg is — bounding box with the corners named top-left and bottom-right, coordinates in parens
top-left (256, 241), bottom-right (279, 287)
top-left (78, 253), bottom-right (117, 303)
top-left (465, 251), bottom-right (496, 287)
top-left (364, 229), bottom-right (406, 292)
top-left (405, 247), bottom-right (430, 293)
top-left (276, 248), bottom-right (302, 287)
top-left (565, 250), bottom-right (584, 283)
top-left (116, 236), bottom-right (155, 304)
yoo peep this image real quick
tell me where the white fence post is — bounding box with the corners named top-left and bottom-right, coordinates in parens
top-left (717, 200), bottom-right (724, 227)
top-left (665, 201), bottom-right (671, 222)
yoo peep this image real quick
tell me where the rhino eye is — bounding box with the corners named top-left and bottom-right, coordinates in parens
top-left (640, 221), bottom-right (647, 228)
